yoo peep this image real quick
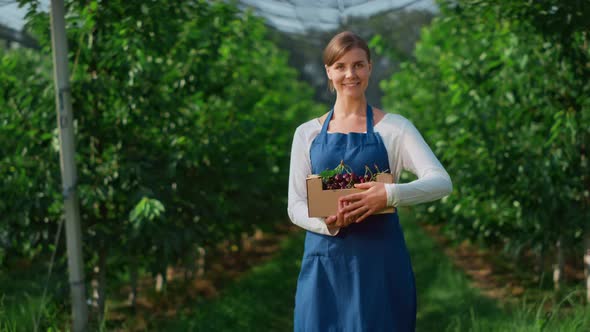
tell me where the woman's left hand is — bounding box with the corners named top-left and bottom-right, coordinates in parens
top-left (339, 182), bottom-right (387, 224)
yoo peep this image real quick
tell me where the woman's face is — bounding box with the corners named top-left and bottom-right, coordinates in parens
top-left (325, 48), bottom-right (372, 98)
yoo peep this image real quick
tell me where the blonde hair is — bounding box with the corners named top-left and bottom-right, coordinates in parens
top-left (323, 31), bottom-right (371, 92)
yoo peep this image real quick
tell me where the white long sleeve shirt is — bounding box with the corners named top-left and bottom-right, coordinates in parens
top-left (287, 112), bottom-right (453, 236)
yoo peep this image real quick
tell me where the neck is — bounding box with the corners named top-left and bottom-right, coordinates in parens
top-left (333, 96), bottom-right (367, 118)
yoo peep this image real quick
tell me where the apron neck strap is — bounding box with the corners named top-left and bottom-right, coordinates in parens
top-left (320, 108), bottom-right (334, 134)
top-left (366, 104), bottom-right (374, 134)
top-left (321, 104), bottom-right (374, 134)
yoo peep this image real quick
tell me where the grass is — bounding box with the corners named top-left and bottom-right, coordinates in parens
top-left (0, 287), bottom-right (67, 332)
top-left (2, 209), bottom-right (589, 331)
top-left (404, 217), bottom-right (506, 331)
top-left (151, 231), bottom-right (303, 331)
top-left (152, 209), bottom-right (590, 332)
top-left (0, 257), bottom-right (69, 332)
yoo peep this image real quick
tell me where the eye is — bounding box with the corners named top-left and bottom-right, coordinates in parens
top-left (355, 63), bottom-right (364, 68)
top-left (335, 64), bottom-right (344, 70)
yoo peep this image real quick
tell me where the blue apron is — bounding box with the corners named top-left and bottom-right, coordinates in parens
top-left (294, 105), bottom-right (417, 332)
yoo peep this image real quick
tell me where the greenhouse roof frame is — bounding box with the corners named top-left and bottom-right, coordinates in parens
top-left (0, 0), bottom-right (436, 36)
top-left (236, 0), bottom-right (436, 34)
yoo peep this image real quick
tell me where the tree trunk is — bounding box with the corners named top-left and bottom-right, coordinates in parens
top-left (91, 246), bottom-right (107, 322)
top-left (155, 272), bottom-right (163, 292)
top-left (553, 237), bottom-right (564, 292)
top-left (534, 245), bottom-right (545, 284)
top-left (197, 246), bottom-right (206, 277)
top-left (184, 248), bottom-right (196, 283)
top-left (584, 233), bottom-right (590, 303)
top-left (128, 261), bottom-right (138, 309)
top-left (98, 247), bottom-right (107, 322)
top-left (184, 245), bottom-right (204, 282)
top-left (155, 264), bottom-right (168, 293)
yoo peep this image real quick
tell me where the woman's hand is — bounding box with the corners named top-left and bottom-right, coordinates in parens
top-left (339, 182), bottom-right (387, 224)
top-left (325, 200), bottom-right (356, 228)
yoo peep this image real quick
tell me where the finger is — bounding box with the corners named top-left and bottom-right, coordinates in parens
top-left (337, 204), bottom-right (345, 218)
top-left (348, 215), bottom-right (357, 225)
top-left (353, 182), bottom-right (375, 189)
top-left (341, 200), bottom-right (365, 214)
top-left (340, 210), bottom-right (350, 227)
top-left (345, 205), bottom-right (367, 221)
top-left (325, 216), bottom-right (336, 224)
top-left (335, 210), bottom-right (344, 227)
top-left (340, 192), bottom-right (365, 203)
top-left (345, 206), bottom-right (359, 224)
top-left (343, 211), bottom-right (354, 224)
top-left (355, 208), bottom-right (373, 223)
top-left (338, 200), bottom-right (348, 213)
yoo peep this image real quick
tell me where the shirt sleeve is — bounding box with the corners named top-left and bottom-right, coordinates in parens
top-left (287, 125), bottom-right (341, 236)
top-left (384, 119), bottom-right (453, 207)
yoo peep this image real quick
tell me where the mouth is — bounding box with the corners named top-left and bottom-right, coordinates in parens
top-left (342, 82), bottom-right (360, 87)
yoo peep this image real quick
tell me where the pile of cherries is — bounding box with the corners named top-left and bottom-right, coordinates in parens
top-left (320, 161), bottom-right (387, 190)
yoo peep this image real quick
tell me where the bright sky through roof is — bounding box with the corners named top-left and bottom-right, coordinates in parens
top-left (238, 0), bottom-right (437, 33)
top-left (0, 0), bottom-right (49, 31)
top-left (0, 0), bottom-right (435, 33)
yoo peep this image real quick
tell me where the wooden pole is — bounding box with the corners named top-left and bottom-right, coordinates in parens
top-left (49, 1), bottom-right (88, 331)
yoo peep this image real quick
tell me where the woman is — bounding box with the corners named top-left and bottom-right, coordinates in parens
top-left (287, 31), bottom-right (452, 331)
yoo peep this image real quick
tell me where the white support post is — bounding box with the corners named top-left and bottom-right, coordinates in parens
top-left (49, 1), bottom-right (88, 331)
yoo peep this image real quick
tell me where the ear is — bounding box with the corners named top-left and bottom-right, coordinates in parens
top-left (368, 61), bottom-right (372, 74)
top-left (325, 64), bottom-right (332, 80)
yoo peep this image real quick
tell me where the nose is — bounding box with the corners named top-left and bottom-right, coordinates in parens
top-left (345, 67), bottom-right (356, 78)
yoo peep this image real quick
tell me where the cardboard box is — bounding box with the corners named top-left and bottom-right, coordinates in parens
top-left (306, 173), bottom-right (396, 218)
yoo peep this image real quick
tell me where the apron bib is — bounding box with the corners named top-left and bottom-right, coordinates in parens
top-left (294, 105), bottom-right (417, 332)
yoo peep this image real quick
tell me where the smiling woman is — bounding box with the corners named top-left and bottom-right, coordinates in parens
top-left (323, 32), bottom-right (372, 96)
top-left (287, 30), bottom-right (453, 332)
top-left (325, 47), bottom-right (371, 98)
